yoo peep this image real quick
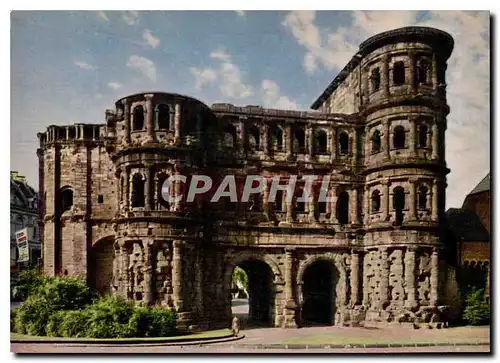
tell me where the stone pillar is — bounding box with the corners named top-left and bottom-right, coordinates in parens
top-left (145, 94), bottom-right (155, 143)
top-left (362, 250), bottom-right (370, 307)
top-left (65, 127), bottom-right (69, 140)
top-left (379, 247), bottom-right (389, 310)
top-left (285, 193), bottom-right (293, 223)
top-left (308, 186), bottom-right (316, 223)
top-left (174, 103), bottom-right (181, 144)
top-left (240, 117), bottom-right (247, 153)
top-left (409, 117), bottom-right (416, 154)
top-left (283, 248), bottom-right (298, 328)
top-left (432, 53), bottom-right (438, 89)
top-left (80, 125), bottom-right (84, 140)
top-left (404, 246), bottom-right (417, 310)
top-left (124, 168), bottom-right (130, 210)
top-left (263, 125), bottom-right (269, 154)
top-left (383, 119), bottom-right (390, 159)
top-left (330, 184), bottom-right (338, 223)
top-left (350, 250), bottom-right (360, 306)
top-left (286, 123), bottom-right (292, 158)
top-left (263, 179), bottom-right (270, 220)
top-left (119, 243), bottom-right (129, 298)
top-left (350, 187), bottom-right (359, 224)
top-left (330, 127), bottom-right (337, 162)
top-left (363, 67), bottom-right (370, 104)
top-left (352, 128), bottom-right (358, 164)
top-left (143, 241), bottom-right (153, 305)
top-left (382, 180), bottom-right (390, 222)
top-left (408, 177), bottom-right (417, 221)
top-left (431, 122), bottom-right (439, 160)
top-left (123, 99), bottom-right (131, 144)
top-left (306, 125), bottom-right (313, 160)
top-left (409, 51), bottom-right (416, 92)
top-left (145, 166), bottom-right (153, 210)
top-left (381, 54), bottom-right (390, 97)
top-left (431, 179), bottom-right (439, 221)
top-left (363, 185), bottom-right (370, 225)
top-left (430, 248), bottom-right (439, 306)
top-left (172, 240), bottom-right (185, 312)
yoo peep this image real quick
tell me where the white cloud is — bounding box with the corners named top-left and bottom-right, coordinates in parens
top-left (283, 10), bottom-right (490, 208)
top-left (127, 55), bottom-right (156, 82)
top-left (261, 79), bottom-right (300, 110)
top-left (107, 81), bottom-right (122, 90)
top-left (235, 10), bottom-right (245, 17)
top-left (74, 60), bottom-right (95, 70)
top-left (122, 11), bottom-right (139, 25)
top-left (143, 29), bottom-right (160, 48)
top-left (96, 11), bottom-right (109, 21)
top-left (210, 49), bottom-right (231, 62)
top-left (190, 67), bottom-right (217, 90)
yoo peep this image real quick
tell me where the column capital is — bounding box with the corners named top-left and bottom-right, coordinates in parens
top-left (406, 245), bottom-right (419, 253)
top-left (285, 247), bottom-right (296, 254)
top-left (144, 93), bottom-right (154, 101)
top-left (173, 240), bottom-right (184, 249)
top-left (380, 179), bottom-right (390, 186)
top-left (121, 98), bottom-right (130, 106)
top-left (408, 176), bottom-right (419, 184)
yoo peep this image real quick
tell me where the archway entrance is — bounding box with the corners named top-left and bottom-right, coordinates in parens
top-left (301, 260), bottom-right (335, 325)
top-left (230, 259), bottom-right (275, 327)
top-left (89, 238), bottom-right (115, 296)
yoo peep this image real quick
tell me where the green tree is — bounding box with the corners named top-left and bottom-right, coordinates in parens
top-left (463, 287), bottom-right (490, 326)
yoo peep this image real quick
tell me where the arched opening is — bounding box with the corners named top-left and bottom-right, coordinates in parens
top-left (393, 125), bottom-right (406, 149)
top-left (301, 260), bottom-right (335, 325)
top-left (269, 125), bottom-right (284, 151)
top-left (294, 126), bottom-right (306, 153)
top-left (89, 238), bottom-right (115, 296)
top-left (418, 123), bottom-right (428, 148)
top-left (393, 61), bottom-right (405, 86)
top-left (393, 186), bottom-right (405, 225)
top-left (273, 190), bottom-right (284, 212)
top-left (339, 132), bottom-right (349, 156)
top-left (371, 67), bottom-right (381, 91)
top-left (336, 191), bottom-right (349, 225)
top-left (120, 177), bottom-right (125, 203)
top-left (132, 105), bottom-right (145, 131)
top-left (223, 124), bottom-right (237, 148)
top-left (248, 125), bottom-right (260, 150)
top-left (157, 104), bottom-right (171, 130)
top-left (417, 59), bottom-right (429, 84)
top-left (131, 174), bottom-right (145, 208)
top-left (315, 130), bottom-right (328, 154)
top-left (60, 187), bottom-right (73, 213)
top-left (371, 190), bottom-right (381, 213)
top-left (418, 185), bottom-right (428, 210)
top-left (230, 260), bottom-right (275, 327)
top-left (157, 174), bottom-right (170, 210)
top-left (371, 130), bottom-right (381, 153)
top-left (295, 187), bottom-right (306, 213)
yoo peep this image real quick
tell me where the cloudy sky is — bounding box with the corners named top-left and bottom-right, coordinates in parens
top-left (11, 10), bottom-right (489, 208)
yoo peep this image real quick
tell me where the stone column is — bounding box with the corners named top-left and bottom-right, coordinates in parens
top-left (306, 125), bottom-right (313, 160)
top-left (285, 193), bottom-right (293, 223)
top-left (330, 127), bottom-right (337, 162)
top-left (363, 185), bottom-right (370, 225)
top-left (350, 250), bottom-right (360, 306)
top-left (65, 127), bottom-right (69, 140)
top-left (383, 119), bottom-right (390, 159)
top-left (330, 184), bottom-right (338, 223)
top-left (408, 177), bottom-right (417, 221)
top-left (381, 54), bottom-right (390, 97)
top-left (145, 166), bottom-right (153, 210)
top-left (174, 103), bottom-right (181, 144)
top-left (352, 128), bottom-right (358, 164)
top-left (124, 168), bottom-right (130, 210)
top-left (263, 125), bottom-right (269, 154)
top-left (119, 243), bottom-right (129, 298)
top-left (80, 125), bottom-right (84, 140)
top-left (145, 94), bottom-right (155, 143)
top-left (286, 123), bottom-right (292, 158)
top-left (404, 246), bottom-right (417, 310)
top-left (143, 241), bottom-right (153, 305)
top-left (431, 179), bottom-right (439, 221)
top-left (431, 122), bottom-right (439, 160)
top-left (283, 248), bottom-right (298, 328)
top-left (123, 99), bottom-right (131, 144)
top-left (174, 170), bottom-right (183, 212)
top-left (350, 187), bottom-right (359, 224)
top-left (172, 240), bottom-right (185, 312)
top-left (363, 67), bottom-right (370, 104)
top-left (382, 180), bottom-right (390, 222)
top-left (408, 51), bottom-right (416, 92)
top-left (430, 248), bottom-right (439, 306)
top-left (409, 117), bottom-right (416, 154)
top-left (263, 179), bottom-right (270, 220)
top-left (308, 185), bottom-right (316, 223)
top-left (240, 117), bottom-right (247, 153)
top-left (379, 247), bottom-right (389, 310)
top-left (432, 53), bottom-right (438, 89)
top-left (362, 250), bottom-right (370, 307)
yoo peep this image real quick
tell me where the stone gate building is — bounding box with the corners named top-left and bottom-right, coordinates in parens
top-left (37, 26), bottom-right (461, 329)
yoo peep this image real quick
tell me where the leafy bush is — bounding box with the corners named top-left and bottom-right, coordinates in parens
top-left (463, 288), bottom-right (490, 326)
top-left (37, 276), bottom-right (94, 310)
top-left (84, 296), bottom-right (136, 338)
top-left (128, 306), bottom-right (177, 337)
top-left (11, 309), bottom-right (17, 333)
top-left (11, 269), bottom-right (45, 301)
top-left (14, 295), bottom-right (54, 336)
top-left (46, 310), bottom-right (65, 337)
top-left (58, 310), bottom-right (93, 338)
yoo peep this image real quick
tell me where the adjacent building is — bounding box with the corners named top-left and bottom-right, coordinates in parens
top-left (37, 26), bottom-right (460, 329)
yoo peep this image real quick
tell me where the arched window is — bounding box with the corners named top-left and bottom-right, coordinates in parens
top-left (393, 126), bottom-right (406, 149)
top-left (248, 193), bottom-right (262, 212)
top-left (371, 190), bottom-right (381, 213)
top-left (315, 130), bottom-right (328, 154)
top-left (418, 185), bottom-right (428, 210)
top-left (393, 186), bottom-right (405, 225)
top-left (157, 104), bottom-right (171, 130)
top-left (295, 187), bottom-right (306, 213)
top-left (393, 61), bottom-right (405, 86)
top-left (339, 132), bottom-right (349, 156)
top-left (131, 174), bottom-right (145, 208)
top-left (371, 130), bottom-right (381, 153)
top-left (222, 124), bottom-right (237, 148)
top-left (157, 174), bottom-right (170, 210)
top-left (294, 127), bottom-right (306, 153)
top-left (371, 67), bottom-right (381, 91)
top-left (417, 59), bottom-right (429, 84)
top-left (248, 125), bottom-right (260, 150)
top-left (336, 191), bottom-right (349, 225)
top-left (269, 125), bottom-right (284, 151)
top-left (274, 190), bottom-right (284, 212)
top-left (132, 106), bottom-right (145, 131)
top-left (418, 123), bottom-right (428, 148)
top-left (60, 187), bottom-right (73, 213)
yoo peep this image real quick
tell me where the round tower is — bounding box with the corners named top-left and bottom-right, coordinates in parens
top-left (358, 27), bottom-right (454, 324)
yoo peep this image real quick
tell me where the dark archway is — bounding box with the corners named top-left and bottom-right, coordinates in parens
top-left (393, 186), bottom-right (405, 225)
top-left (301, 260), bottom-right (335, 325)
top-left (89, 238), bottom-right (115, 296)
top-left (231, 259), bottom-right (275, 327)
top-left (337, 191), bottom-right (349, 225)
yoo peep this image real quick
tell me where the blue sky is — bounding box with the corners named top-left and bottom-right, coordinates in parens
top-left (10, 10), bottom-right (490, 208)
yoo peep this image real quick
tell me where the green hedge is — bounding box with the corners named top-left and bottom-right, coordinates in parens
top-left (12, 275), bottom-right (177, 338)
top-left (463, 288), bottom-right (490, 326)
